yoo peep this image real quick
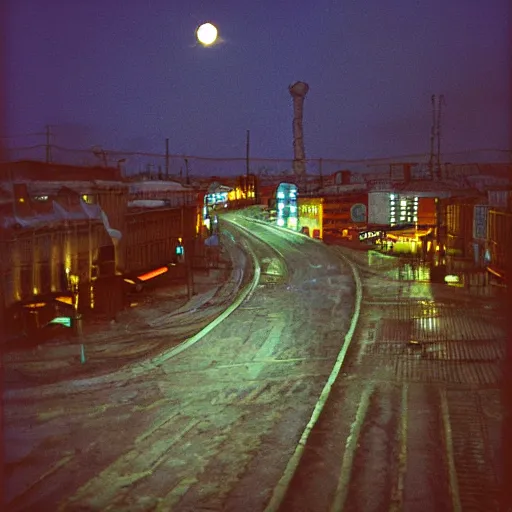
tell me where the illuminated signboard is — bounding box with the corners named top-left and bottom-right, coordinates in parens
top-left (359, 230), bottom-right (385, 242)
top-left (205, 192), bottom-right (228, 206)
top-left (276, 183), bottom-right (298, 230)
top-left (350, 203), bottom-right (367, 223)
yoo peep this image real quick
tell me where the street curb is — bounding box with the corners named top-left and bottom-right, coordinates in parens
top-left (131, 229), bottom-right (261, 371)
top-left (264, 240), bottom-right (364, 511)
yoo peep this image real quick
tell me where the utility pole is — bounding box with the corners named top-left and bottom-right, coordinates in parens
top-left (184, 158), bottom-right (190, 185)
top-left (428, 94), bottom-right (446, 181)
top-left (45, 125), bottom-right (52, 163)
top-left (429, 94), bottom-right (446, 261)
top-left (165, 138), bottom-right (170, 178)
top-left (246, 130), bottom-right (250, 178)
top-left (436, 94), bottom-right (445, 180)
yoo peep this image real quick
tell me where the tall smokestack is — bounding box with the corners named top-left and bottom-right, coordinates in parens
top-left (289, 81), bottom-right (309, 176)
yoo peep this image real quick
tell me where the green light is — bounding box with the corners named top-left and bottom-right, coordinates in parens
top-left (48, 316), bottom-right (72, 328)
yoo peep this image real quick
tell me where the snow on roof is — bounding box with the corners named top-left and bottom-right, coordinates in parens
top-left (129, 181), bottom-right (190, 193)
top-left (320, 184), bottom-right (367, 194)
top-left (128, 199), bottom-right (168, 209)
top-left (0, 196), bottom-right (107, 230)
top-left (20, 180), bottom-right (127, 194)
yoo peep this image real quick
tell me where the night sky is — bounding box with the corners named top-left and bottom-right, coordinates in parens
top-left (5, 0), bottom-right (511, 167)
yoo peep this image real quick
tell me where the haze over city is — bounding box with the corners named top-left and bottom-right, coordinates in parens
top-left (5, 0), bottom-right (511, 164)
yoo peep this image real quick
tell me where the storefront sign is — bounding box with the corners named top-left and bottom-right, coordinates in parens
top-left (350, 203), bottom-right (367, 223)
top-left (359, 230), bottom-right (385, 242)
top-left (473, 205), bottom-right (488, 240)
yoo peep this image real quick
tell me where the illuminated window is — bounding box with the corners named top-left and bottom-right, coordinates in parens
top-left (400, 200), bottom-right (407, 206)
top-left (413, 216), bottom-right (418, 222)
top-left (82, 194), bottom-right (95, 204)
top-left (390, 194), bottom-right (395, 200)
top-left (34, 195), bottom-right (48, 201)
top-left (400, 216), bottom-right (405, 221)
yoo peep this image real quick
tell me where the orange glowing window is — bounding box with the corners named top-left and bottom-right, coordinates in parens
top-left (137, 267), bottom-right (168, 282)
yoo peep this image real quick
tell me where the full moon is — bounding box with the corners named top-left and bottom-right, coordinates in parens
top-left (197, 23), bottom-right (218, 46)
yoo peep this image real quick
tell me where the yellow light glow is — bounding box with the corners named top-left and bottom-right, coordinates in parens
top-left (197, 23), bottom-right (218, 45)
top-left (23, 302), bottom-right (46, 309)
top-left (56, 296), bottom-right (73, 305)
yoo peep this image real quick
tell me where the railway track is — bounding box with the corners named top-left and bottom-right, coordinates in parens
top-left (267, 246), bottom-right (506, 512)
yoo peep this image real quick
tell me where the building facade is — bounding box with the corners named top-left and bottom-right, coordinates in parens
top-left (0, 162), bottom-right (202, 340)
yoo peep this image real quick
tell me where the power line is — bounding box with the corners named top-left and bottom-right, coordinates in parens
top-left (0, 132), bottom-right (47, 140)
top-left (6, 142), bottom-right (512, 167)
top-left (6, 144), bottom-right (46, 151)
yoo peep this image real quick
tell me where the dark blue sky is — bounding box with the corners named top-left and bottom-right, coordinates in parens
top-left (5, 0), bottom-right (511, 164)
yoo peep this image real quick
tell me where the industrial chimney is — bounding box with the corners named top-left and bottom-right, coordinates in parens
top-left (289, 81), bottom-right (309, 176)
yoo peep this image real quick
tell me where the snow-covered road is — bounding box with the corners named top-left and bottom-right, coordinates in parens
top-left (4, 215), bottom-right (358, 511)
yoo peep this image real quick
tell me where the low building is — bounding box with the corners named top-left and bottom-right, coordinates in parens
top-left (0, 182), bottom-right (115, 337)
top-left (125, 199), bottom-right (197, 280)
top-left (0, 162), bottom-right (203, 339)
top-left (322, 192), bottom-right (368, 240)
top-left (298, 197), bottom-right (323, 239)
top-left (367, 181), bottom-right (450, 255)
top-left (486, 188), bottom-right (512, 282)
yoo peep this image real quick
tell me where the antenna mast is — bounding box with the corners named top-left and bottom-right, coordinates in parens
top-left (429, 95), bottom-right (436, 179)
top-left (435, 94), bottom-right (445, 179)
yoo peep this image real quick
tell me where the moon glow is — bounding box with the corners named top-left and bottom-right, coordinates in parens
top-left (197, 23), bottom-right (218, 45)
